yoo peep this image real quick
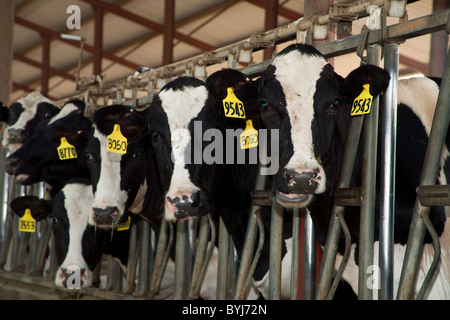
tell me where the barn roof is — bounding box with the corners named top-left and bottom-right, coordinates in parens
top-left (10, 0), bottom-right (448, 104)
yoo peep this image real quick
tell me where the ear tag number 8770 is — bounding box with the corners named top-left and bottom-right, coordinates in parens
top-left (57, 137), bottom-right (77, 160)
top-left (223, 87), bottom-right (246, 119)
top-left (351, 83), bottom-right (373, 116)
top-left (107, 124), bottom-right (127, 154)
top-left (19, 209), bottom-right (36, 233)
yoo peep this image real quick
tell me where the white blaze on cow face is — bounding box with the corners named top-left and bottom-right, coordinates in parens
top-left (272, 49), bottom-right (328, 195)
top-left (90, 128), bottom-right (129, 225)
top-left (55, 183), bottom-right (93, 288)
top-left (48, 102), bottom-right (79, 125)
top-left (158, 85), bottom-right (208, 221)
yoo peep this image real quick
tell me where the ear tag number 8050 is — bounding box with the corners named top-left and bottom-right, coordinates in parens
top-left (57, 137), bottom-right (77, 160)
top-left (19, 209), bottom-right (36, 233)
top-left (240, 120), bottom-right (258, 150)
top-left (223, 87), bottom-right (246, 119)
top-left (351, 83), bottom-right (373, 116)
top-left (107, 124), bottom-right (127, 154)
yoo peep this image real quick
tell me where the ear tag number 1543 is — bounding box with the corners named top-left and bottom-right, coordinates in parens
top-left (19, 209), bottom-right (36, 233)
top-left (240, 120), bottom-right (258, 150)
top-left (57, 137), bottom-right (77, 160)
top-left (223, 87), bottom-right (246, 119)
top-left (351, 83), bottom-right (373, 116)
top-left (107, 124), bottom-right (127, 154)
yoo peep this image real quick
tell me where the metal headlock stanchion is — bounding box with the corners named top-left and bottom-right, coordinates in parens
top-left (397, 43), bottom-right (450, 300)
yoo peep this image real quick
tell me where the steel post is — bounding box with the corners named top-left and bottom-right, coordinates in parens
top-left (379, 42), bottom-right (399, 300)
top-left (397, 45), bottom-right (450, 300)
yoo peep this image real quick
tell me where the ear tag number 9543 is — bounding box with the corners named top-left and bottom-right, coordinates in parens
top-left (19, 209), bottom-right (36, 233)
top-left (57, 137), bottom-right (77, 160)
top-left (240, 120), bottom-right (258, 150)
top-left (107, 124), bottom-right (127, 154)
top-left (351, 83), bottom-right (373, 116)
top-left (223, 87), bottom-right (246, 119)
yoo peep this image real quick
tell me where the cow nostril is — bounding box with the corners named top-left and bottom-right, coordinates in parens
top-left (5, 157), bottom-right (21, 173)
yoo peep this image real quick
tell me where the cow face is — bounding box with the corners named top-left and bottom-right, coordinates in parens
top-left (4, 100), bottom-right (91, 194)
top-left (10, 180), bottom-right (95, 288)
top-left (149, 77), bottom-right (219, 222)
top-left (2, 91), bottom-right (59, 152)
top-left (86, 105), bottom-right (160, 228)
top-left (258, 44), bottom-right (389, 208)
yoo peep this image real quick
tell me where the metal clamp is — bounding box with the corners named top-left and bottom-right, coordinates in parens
top-left (356, 24), bottom-right (370, 63)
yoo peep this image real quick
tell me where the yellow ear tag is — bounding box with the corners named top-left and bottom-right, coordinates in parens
top-left (240, 120), bottom-right (258, 150)
top-left (107, 124), bottom-right (127, 154)
top-left (351, 84), bottom-right (373, 116)
top-left (223, 87), bottom-right (246, 119)
top-left (19, 209), bottom-right (36, 233)
top-left (57, 137), bottom-right (77, 160)
top-left (117, 216), bottom-right (131, 231)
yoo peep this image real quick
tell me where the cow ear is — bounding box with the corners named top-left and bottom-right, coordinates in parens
top-left (0, 102), bottom-right (9, 123)
top-left (10, 195), bottom-right (51, 221)
top-left (341, 65), bottom-right (390, 100)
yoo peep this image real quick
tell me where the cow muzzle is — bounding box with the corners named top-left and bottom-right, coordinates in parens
top-left (92, 206), bottom-right (120, 227)
top-left (58, 267), bottom-right (89, 289)
top-left (276, 168), bottom-right (324, 208)
top-left (5, 128), bottom-right (27, 144)
top-left (166, 191), bottom-right (212, 221)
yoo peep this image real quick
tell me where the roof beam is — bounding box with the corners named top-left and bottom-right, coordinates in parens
top-left (80, 0), bottom-right (216, 51)
top-left (15, 16), bottom-right (139, 70)
top-left (246, 0), bottom-right (303, 21)
top-left (13, 53), bottom-right (76, 81)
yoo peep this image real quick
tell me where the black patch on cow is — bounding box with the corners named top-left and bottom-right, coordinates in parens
top-left (276, 43), bottom-right (324, 60)
top-left (7, 102), bottom-right (24, 126)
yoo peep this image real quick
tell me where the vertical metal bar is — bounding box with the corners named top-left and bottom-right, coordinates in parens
top-left (125, 222), bottom-right (139, 293)
top-left (174, 219), bottom-right (189, 299)
top-left (397, 46), bottom-right (450, 300)
top-left (358, 42), bottom-right (381, 300)
top-left (302, 210), bottom-right (317, 300)
top-left (268, 201), bottom-right (283, 300)
top-left (163, 0), bottom-right (175, 65)
top-left (379, 42), bottom-right (399, 300)
top-left (136, 220), bottom-right (150, 296)
top-left (290, 208), bottom-right (300, 300)
top-left (316, 115), bottom-right (365, 299)
top-left (216, 217), bottom-right (231, 299)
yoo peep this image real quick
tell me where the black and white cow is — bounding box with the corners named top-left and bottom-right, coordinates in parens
top-left (10, 177), bottom-right (132, 289)
top-left (4, 99), bottom-right (91, 198)
top-left (2, 91), bottom-right (59, 152)
top-left (86, 104), bottom-right (164, 229)
top-left (257, 43), bottom-right (450, 299)
top-left (148, 71), bottom-right (289, 299)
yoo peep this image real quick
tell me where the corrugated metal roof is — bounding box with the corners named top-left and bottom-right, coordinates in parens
top-left (10, 0), bottom-right (447, 103)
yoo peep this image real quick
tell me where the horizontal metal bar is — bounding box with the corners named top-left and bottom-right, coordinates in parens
top-left (334, 187), bottom-right (361, 206)
top-left (417, 185), bottom-right (450, 207)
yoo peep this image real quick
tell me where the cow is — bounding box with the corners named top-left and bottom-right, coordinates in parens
top-left (1, 91), bottom-right (60, 152)
top-left (4, 99), bottom-right (91, 198)
top-left (10, 177), bottom-right (132, 289)
top-left (147, 70), bottom-right (289, 299)
top-left (86, 103), bottom-right (219, 299)
top-left (86, 104), bottom-right (164, 229)
top-left (256, 43), bottom-right (450, 299)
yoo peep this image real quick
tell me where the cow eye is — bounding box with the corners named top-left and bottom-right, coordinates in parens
top-left (85, 152), bottom-right (95, 162)
top-left (133, 151), bottom-right (142, 158)
top-left (261, 101), bottom-right (269, 110)
top-left (152, 131), bottom-right (160, 141)
top-left (332, 99), bottom-right (341, 108)
top-left (50, 216), bottom-right (58, 224)
top-left (44, 112), bottom-right (53, 118)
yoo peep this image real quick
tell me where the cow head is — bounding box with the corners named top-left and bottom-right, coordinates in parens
top-left (86, 105), bottom-right (162, 228)
top-left (149, 72), bottom-right (260, 222)
top-left (149, 77), bottom-right (218, 221)
top-left (4, 100), bottom-right (91, 196)
top-left (258, 44), bottom-right (389, 208)
top-left (2, 91), bottom-right (59, 152)
top-left (10, 180), bottom-right (95, 288)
